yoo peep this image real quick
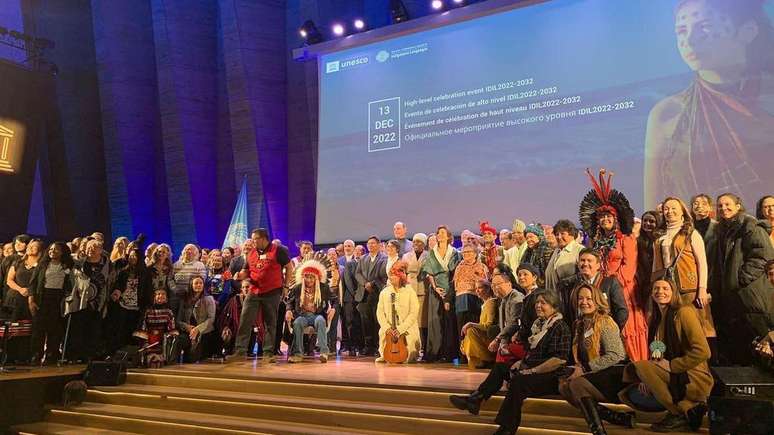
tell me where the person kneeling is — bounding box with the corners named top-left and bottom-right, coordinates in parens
top-left (139, 288), bottom-right (178, 366)
top-left (285, 258), bottom-right (337, 363)
top-left (177, 276), bottom-right (218, 362)
top-left (619, 278), bottom-right (712, 432)
top-left (376, 261), bottom-right (421, 363)
top-left (558, 284), bottom-right (630, 435)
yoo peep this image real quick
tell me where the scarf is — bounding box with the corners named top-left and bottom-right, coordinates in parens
top-left (432, 244), bottom-right (454, 271)
top-left (657, 221), bottom-right (683, 267)
top-left (528, 312), bottom-right (563, 349)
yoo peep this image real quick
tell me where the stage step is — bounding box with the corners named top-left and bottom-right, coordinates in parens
top-left (122, 371), bottom-right (668, 423)
top-left (12, 421), bottom-right (138, 435)
top-left (45, 404), bottom-right (387, 435)
top-left (12, 368), bottom-right (708, 434)
top-left (87, 383), bottom-right (700, 435)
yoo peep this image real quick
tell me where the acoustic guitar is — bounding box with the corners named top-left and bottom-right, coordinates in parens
top-left (383, 292), bottom-right (409, 363)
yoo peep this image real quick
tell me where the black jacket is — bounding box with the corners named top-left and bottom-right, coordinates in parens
top-left (715, 214), bottom-right (774, 337)
top-left (341, 259), bottom-right (359, 303)
top-left (31, 262), bottom-right (74, 305)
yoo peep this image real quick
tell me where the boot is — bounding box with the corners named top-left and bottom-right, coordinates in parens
top-left (596, 404), bottom-right (636, 428)
top-left (579, 397), bottom-right (607, 435)
top-left (685, 402), bottom-right (707, 431)
top-left (449, 390), bottom-right (483, 415)
top-left (492, 426), bottom-right (516, 435)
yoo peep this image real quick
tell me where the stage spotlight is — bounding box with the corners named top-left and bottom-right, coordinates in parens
top-left (452, 0), bottom-right (465, 4)
top-left (353, 19), bottom-right (366, 31)
top-left (431, 0), bottom-right (444, 11)
top-left (389, 0), bottom-right (410, 24)
top-left (332, 23), bottom-right (345, 37)
top-left (298, 20), bottom-right (323, 44)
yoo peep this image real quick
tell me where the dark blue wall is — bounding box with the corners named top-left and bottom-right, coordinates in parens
top-left (5, 0), bottom-right (445, 251)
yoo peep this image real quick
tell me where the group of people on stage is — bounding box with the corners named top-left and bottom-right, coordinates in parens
top-left (447, 171), bottom-right (774, 435)
top-left (1, 169), bottom-right (773, 434)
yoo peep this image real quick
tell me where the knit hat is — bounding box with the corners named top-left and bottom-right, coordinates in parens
top-left (524, 223), bottom-right (544, 239)
top-left (412, 233), bottom-right (428, 245)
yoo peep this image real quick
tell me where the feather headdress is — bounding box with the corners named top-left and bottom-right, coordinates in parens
top-left (579, 168), bottom-right (634, 236)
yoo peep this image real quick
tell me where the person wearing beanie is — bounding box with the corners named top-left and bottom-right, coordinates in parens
top-left (521, 224), bottom-right (553, 282)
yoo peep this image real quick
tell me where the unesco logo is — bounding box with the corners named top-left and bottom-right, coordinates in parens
top-left (376, 50), bottom-right (390, 63)
top-left (0, 124), bottom-right (16, 174)
top-left (326, 61), bottom-right (340, 73)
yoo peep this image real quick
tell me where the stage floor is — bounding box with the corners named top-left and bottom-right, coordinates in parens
top-left (0, 364), bottom-right (85, 382)
top-left (145, 355), bottom-right (489, 392)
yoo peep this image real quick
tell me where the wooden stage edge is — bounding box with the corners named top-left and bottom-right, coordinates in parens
top-left (0, 365), bottom-right (86, 431)
top-left (141, 356), bottom-right (490, 393)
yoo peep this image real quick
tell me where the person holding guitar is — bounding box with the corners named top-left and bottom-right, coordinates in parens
top-left (376, 261), bottom-right (420, 363)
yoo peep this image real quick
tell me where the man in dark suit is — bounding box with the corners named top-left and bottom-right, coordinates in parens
top-left (337, 240), bottom-right (356, 268)
top-left (340, 243), bottom-right (363, 354)
top-left (355, 236), bottom-right (387, 356)
top-left (557, 248), bottom-right (629, 330)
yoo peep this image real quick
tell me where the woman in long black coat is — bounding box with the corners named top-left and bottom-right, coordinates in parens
top-left (714, 193), bottom-right (774, 365)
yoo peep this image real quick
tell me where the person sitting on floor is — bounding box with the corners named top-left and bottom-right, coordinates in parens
top-left (177, 276), bottom-right (218, 362)
top-left (448, 267), bottom-right (526, 415)
top-left (376, 260), bottom-right (421, 363)
top-left (558, 283), bottom-right (630, 435)
top-left (459, 279), bottom-right (498, 369)
top-left (490, 290), bottom-right (572, 435)
top-left (285, 257), bottom-right (337, 363)
top-left (139, 288), bottom-right (177, 364)
top-left (619, 277), bottom-right (712, 432)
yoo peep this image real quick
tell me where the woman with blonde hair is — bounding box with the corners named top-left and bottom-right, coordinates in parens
top-left (653, 197), bottom-right (716, 351)
top-left (560, 283), bottom-right (629, 435)
top-left (110, 237), bottom-right (129, 264)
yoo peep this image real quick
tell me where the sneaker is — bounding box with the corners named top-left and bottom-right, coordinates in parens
top-left (375, 356), bottom-right (386, 363)
top-left (651, 412), bottom-right (690, 432)
top-left (319, 353), bottom-right (328, 363)
top-left (262, 352), bottom-right (277, 363)
top-left (288, 354), bottom-right (303, 363)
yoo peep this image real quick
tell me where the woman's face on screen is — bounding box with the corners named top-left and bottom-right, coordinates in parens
top-left (675, 1), bottom-right (754, 72)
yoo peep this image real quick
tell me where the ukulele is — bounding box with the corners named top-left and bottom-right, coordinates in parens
top-left (383, 292), bottom-right (409, 363)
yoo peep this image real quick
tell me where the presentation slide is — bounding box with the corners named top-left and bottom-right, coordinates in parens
top-left (316, 0), bottom-right (774, 244)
